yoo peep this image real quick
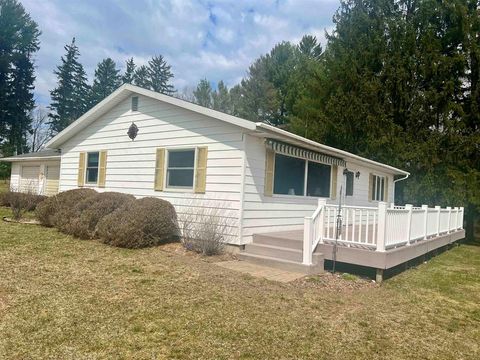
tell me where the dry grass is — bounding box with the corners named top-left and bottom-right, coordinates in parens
top-left (0, 206), bottom-right (479, 359)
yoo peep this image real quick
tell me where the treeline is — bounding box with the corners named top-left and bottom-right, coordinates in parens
top-left (48, 38), bottom-right (174, 133)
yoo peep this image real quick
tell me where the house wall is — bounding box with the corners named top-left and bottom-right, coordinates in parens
top-left (58, 95), bottom-right (245, 244)
top-left (240, 134), bottom-right (395, 244)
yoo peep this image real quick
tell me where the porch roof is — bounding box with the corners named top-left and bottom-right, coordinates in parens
top-left (0, 149), bottom-right (61, 162)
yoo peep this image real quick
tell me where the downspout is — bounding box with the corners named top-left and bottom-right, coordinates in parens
top-left (393, 173), bottom-right (409, 206)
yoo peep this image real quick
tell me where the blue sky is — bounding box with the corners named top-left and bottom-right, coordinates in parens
top-left (22, 0), bottom-right (339, 105)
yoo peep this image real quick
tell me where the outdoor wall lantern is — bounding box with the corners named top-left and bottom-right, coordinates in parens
top-left (355, 171), bottom-right (360, 179)
top-left (127, 122), bottom-right (139, 141)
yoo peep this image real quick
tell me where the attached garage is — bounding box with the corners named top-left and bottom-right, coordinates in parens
top-left (1, 150), bottom-right (61, 196)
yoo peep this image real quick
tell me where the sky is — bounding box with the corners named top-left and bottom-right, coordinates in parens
top-left (22, 0), bottom-right (340, 106)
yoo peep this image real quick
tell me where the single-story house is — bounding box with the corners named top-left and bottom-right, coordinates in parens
top-left (1, 84), bottom-right (465, 279)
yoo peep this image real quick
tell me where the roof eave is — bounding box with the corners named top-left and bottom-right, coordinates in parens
top-left (0, 155), bottom-right (61, 162)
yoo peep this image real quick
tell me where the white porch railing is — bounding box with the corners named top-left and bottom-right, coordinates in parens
top-left (303, 201), bottom-right (464, 265)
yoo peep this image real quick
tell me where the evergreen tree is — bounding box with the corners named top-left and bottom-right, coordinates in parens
top-left (212, 80), bottom-right (232, 113)
top-left (49, 38), bottom-right (90, 133)
top-left (298, 35), bottom-right (322, 61)
top-left (193, 79), bottom-right (213, 108)
top-left (122, 58), bottom-right (135, 84)
top-left (0, 0), bottom-right (40, 155)
top-left (147, 55), bottom-right (174, 95)
top-left (90, 58), bottom-right (121, 106)
top-left (133, 65), bottom-right (150, 89)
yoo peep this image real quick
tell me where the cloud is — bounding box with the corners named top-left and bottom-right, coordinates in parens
top-left (22, 0), bottom-right (340, 105)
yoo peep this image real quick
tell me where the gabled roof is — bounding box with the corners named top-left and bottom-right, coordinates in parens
top-left (1, 149), bottom-right (61, 162)
top-left (44, 84), bottom-right (408, 176)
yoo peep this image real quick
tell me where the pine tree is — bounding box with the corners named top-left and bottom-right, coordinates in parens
top-left (133, 65), bottom-right (150, 89)
top-left (122, 58), bottom-right (136, 84)
top-left (0, 0), bottom-right (40, 155)
top-left (298, 35), bottom-right (322, 61)
top-left (193, 79), bottom-right (213, 108)
top-left (90, 58), bottom-right (121, 106)
top-left (147, 55), bottom-right (174, 95)
top-left (212, 80), bottom-right (231, 113)
top-left (49, 38), bottom-right (90, 133)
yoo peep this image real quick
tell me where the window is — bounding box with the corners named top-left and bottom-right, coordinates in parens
top-left (166, 149), bottom-right (195, 188)
top-left (273, 154), bottom-right (305, 195)
top-left (372, 175), bottom-right (385, 201)
top-left (306, 161), bottom-right (331, 197)
top-left (86, 152), bottom-right (99, 184)
top-left (131, 96), bottom-right (138, 111)
top-left (345, 171), bottom-right (354, 196)
top-left (273, 153), bottom-right (332, 197)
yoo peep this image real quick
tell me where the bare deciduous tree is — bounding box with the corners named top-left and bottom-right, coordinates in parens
top-left (28, 106), bottom-right (52, 152)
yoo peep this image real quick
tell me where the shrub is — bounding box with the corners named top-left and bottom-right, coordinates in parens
top-left (1, 190), bottom-right (47, 220)
top-left (96, 197), bottom-right (180, 248)
top-left (180, 206), bottom-right (228, 256)
top-left (62, 192), bottom-right (135, 239)
top-left (36, 188), bottom-right (97, 227)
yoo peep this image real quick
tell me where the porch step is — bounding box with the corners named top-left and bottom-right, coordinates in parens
top-left (252, 233), bottom-right (302, 250)
top-left (237, 253), bottom-right (324, 275)
top-left (245, 243), bottom-right (303, 262)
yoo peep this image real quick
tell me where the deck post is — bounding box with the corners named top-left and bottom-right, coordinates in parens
top-left (376, 268), bottom-right (384, 283)
top-left (318, 199), bottom-right (327, 244)
top-left (405, 204), bottom-right (413, 246)
top-left (421, 205), bottom-right (428, 239)
top-left (459, 207), bottom-right (464, 229)
top-left (376, 202), bottom-right (387, 252)
top-left (454, 207), bottom-right (459, 230)
top-left (446, 207), bottom-right (452, 233)
top-left (303, 217), bottom-right (313, 265)
top-left (435, 206), bottom-right (441, 236)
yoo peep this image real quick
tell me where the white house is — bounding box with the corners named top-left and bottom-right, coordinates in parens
top-left (2, 84), bottom-right (464, 279)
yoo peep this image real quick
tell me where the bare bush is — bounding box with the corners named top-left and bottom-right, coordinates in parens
top-left (180, 205), bottom-right (231, 256)
top-left (96, 197), bottom-right (180, 248)
top-left (36, 188), bottom-right (97, 227)
top-left (61, 192), bottom-right (135, 239)
top-left (2, 189), bottom-right (46, 220)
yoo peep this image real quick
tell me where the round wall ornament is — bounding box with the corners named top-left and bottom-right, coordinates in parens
top-left (127, 122), bottom-right (139, 141)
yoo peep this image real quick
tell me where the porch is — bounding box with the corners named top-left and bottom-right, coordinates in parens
top-left (239, 201), bottom-right (465, 280)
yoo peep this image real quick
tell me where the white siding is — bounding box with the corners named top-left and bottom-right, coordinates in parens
top-left (10, 163), bottom-right (20, 191)
top-left (9, 160), bottom-right (61, 195)
top-left (59, 95), bottom-right (244, 244)
top-left (240, 135), bottom-right (396, 244)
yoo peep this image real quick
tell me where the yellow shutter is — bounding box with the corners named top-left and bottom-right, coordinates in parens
top-left (154, 148), bottom-right (165, 191)
top-left (264, 148), bottom-right (275, 196)
top-left (98, 150), bottom-right (107, 188)
top-left (368, 173), bottom-right (373, 202)
top-left (77, 152), bottom-right (86, 187)
top-left (194, 147), bottom-right (208, 193)
top-left (384, 176), bottom-right (389, 202)
top-left (330, 165), bottom-right (338, 200)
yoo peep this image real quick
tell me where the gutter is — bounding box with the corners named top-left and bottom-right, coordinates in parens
top-left (392, 173), bottom-right (410, 205)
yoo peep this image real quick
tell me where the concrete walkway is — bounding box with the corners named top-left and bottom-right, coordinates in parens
top-left (215, 260), bottom-right (305, 283)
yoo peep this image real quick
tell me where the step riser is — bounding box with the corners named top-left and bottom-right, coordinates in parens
top-left (252, 234), bottom-right (302, 250)
top-left (238, 253), bottom-right (324, 275)
top-left (245, 243), bottom-right (302, 262)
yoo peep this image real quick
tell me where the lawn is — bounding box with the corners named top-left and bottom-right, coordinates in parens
top-left (0, 206), bottom-right (479, 359)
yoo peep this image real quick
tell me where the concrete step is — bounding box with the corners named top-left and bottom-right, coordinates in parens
top-left (252, 233), bottom-right (302, 250)
top-left (237, 252), bottom-right (324, 275)
top-left (245, 243), bottom-right (303, 262)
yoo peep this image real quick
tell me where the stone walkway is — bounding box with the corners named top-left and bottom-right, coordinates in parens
top-left (215, 260), bottom-right (305, 283)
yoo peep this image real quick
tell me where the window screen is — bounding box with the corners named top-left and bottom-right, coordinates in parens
top-left (346, 171), bottom-right (354, 196)
top-left (306, 161), bottom-right (331, 197)
top-left (273, 154), bottom-right (305, 196)
top-left (86, 152), bottom-right (99, 184)
top-left (131, 96), bottom-right (138, 111)
top-left (167, 149), bottom-right (195, 188)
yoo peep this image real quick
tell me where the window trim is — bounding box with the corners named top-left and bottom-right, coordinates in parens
top-left (85, 151), bottom-right (100, 186)
top-left (272, 152), bottom-right (332, 199)
top-left (164, 147), bottom-right (197, 191)
top-left (371, 174), bottom-right (386, 202)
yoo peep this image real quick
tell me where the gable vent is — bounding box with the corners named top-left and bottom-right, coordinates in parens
top-left (131, 96), bottom-right (139, 111)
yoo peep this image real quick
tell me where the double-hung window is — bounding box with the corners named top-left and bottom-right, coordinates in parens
top-left (371, 174), bottom-right (385, 201)
top-left (273, 153), bottom-right (331, 197)
top-left (166, 149), bottom-right (195, 188)
top-left (86, 152), bottom-right (99, 184)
